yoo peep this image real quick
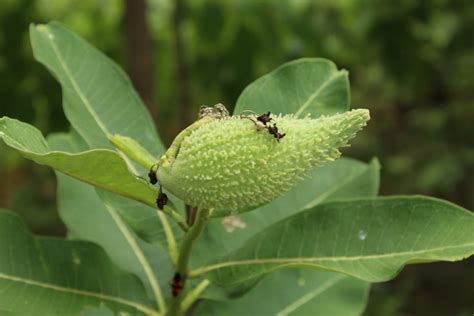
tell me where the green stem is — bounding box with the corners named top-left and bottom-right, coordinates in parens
top-left (163, 205), bottom-right (189, 232)
top-left (181, 279), bottom-right (210, 313)
top-left (156, 210), bottom-right (179, 266)
top-left (168, 208), bottom-right (211, 316)
top-left (109, 134), bottom-right (157, 168)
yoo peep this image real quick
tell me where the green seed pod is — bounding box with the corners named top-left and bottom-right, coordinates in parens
top-left (157, 109), bottom-right (370, 212)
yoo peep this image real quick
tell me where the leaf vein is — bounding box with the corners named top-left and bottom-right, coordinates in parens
top-left (0, 272), bottom-right (158, 316)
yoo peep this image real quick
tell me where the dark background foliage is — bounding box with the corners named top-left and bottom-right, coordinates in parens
top-left (0, 0), bottom-right (472, 315)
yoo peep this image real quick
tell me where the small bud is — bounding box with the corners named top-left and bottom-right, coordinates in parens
top-left (157, 109), bottom-right (370, 212)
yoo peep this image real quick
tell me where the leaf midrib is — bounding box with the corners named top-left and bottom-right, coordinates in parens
top-left (192, 242), bottom-right (474, 276)
top-left (301, 163), bottom-right (369, 210)
top-left (0, 272), bottom-right (159, 316)
top-left (276, 274), bottom-right (346, 316)
top-left (294, 71), bottom-right (346, 117)
top-left (41, 26), bottom-right (110, 136)
top-left (104, 203), bottom-right (166, 313)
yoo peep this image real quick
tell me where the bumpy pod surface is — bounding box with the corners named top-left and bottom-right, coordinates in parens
top-left (157, 109), bottom-right (370, 212)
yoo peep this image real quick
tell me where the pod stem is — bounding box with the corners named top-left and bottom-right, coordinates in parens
top-left (168, 207), bottom-right (211, 316)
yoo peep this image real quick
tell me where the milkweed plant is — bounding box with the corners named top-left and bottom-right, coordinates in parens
top-left (0, 22), bottom-right (472, 316)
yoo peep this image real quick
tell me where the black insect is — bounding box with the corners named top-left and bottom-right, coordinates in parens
top-left (242, 110), bottom-right (286, 141)
top-left (243, 111), bottom-right (272, 131)
top-left (256, 111), bottom-right (272, 125)
top-left (169, 272), bottom-right (184, 297)
top-left (156, 186), bottom-right (168, 210)
top-left (268, 123), bottom-right (286, 142)
top-left (148, 164), bottom-right (158, 185)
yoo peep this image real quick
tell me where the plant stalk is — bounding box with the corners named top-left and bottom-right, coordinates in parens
top-left (156, 210), bottom-right (179, 266)
top-left (168, 208), bottom-right (211, 316)
top-left (163, 205), bottom-right (189, 232)
top-left (181, 279), bottom-right (210, 313)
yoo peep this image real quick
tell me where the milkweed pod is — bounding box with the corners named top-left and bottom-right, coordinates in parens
top-left (157, 109), bottom-right (370, 213)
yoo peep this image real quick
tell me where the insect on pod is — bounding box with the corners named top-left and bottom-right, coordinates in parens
top-left (156, 186), bottom-right (168, 210)
top-left (256, 111), bottom-right (273, 125)
top-left (243, 110), bottom-right (273, 131)
top-left (245, 111), bottom-right (286, 140)
top-left (148, 164), bottom-right (158, 185)
top-left (267, 123), bottom-right (286, 141)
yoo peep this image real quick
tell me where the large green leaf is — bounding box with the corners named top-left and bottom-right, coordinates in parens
top-left (0, 117), bottom-right (157, 208)
top-left (29, 20), bottom-right (185, 213)
top-left (234, 58), bottom-right (349, 117)
top-left (30, 22), bottom-right (164, 155)
top-left (0, 210), bottom-right (158, 316)
top-left (48, 132), bottom-right (175, 312)
top-left (196, 270), bottom-right (369, 316)
top-left (194, 197), bottom-right (474, 287)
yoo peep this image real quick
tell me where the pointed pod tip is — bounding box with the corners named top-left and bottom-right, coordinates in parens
top-left (350, 108), bottom-right (370, 120)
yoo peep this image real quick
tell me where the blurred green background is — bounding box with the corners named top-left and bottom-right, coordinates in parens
top-left (0, 0), bottom-right (472, 315)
